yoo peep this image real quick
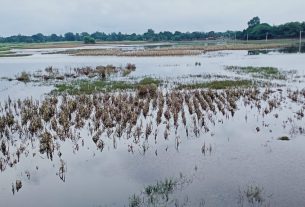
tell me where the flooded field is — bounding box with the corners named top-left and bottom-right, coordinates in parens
top-left (1, 44), bottom-right (305, 207)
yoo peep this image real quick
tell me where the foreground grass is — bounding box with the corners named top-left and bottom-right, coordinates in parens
top-left (177, 80), bottom-right (253, 90)
top-left (225, 66), bottom-right (291, 80)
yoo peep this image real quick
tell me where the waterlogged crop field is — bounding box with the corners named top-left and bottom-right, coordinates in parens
top-left (0, 44), bottom-right (305, 207)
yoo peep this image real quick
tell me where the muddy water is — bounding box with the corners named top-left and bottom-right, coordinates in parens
top-left (0, 47), bottom-right (305, 206)
top-left (1, 49), bottom-right (305, 99)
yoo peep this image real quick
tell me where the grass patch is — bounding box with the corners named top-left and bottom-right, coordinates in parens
top-left (177, 80), bottom-right (253, 90)
top-left (52, 77), bottom-right (162, 95)
top-left (53, 80), bottom-right (135, 95)
top-left (226, 66), bottom-right (288, 80)
top-left (139, 77), bottom-right (161, 85)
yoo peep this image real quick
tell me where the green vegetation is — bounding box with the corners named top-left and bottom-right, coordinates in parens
top-left (144, 178), bottom-right (177, 198)
top-left (52, 77), bottom-right (161, 95)
top-left (128, 177), bottom-right (178, 206)
top-left (239, 16), bottom-right (305, 40)
top-left (177, 80), bottom-right (253, 90)
top-left (226, 66), bottom-right (288, 79)
top-left (53, 80), bottom-right (134, 95)
top-left (83, 36), bottom-right (96, 44)
top-left (139, 77), bottom-right (161, 85)
top-left (128, 174), bottom-right (192, 207)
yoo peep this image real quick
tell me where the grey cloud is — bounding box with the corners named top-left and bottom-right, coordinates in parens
top-left (0, 0), bottom-right (304, 36)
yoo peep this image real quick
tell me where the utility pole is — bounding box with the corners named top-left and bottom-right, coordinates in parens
top-left (299, 31), bottom-right (303, 53)
top-left (247, 33), bottom-right (249, 44)
top-left (265, 32), bottom-right (268, 42)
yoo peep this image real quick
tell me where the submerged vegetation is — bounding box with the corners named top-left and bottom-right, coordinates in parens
top-left (16, 71), bottom-right (31, 82)
top-left (53, 80), bottom-right (135, 94)
top-left (52, 77), bottom-right (161, 95)
top-left (1, 85), bottom-right (304, 182)
top-left (129, 174), bottom-right (192, 207)
top-left (225, 66), bottom-right (294, 80)
top-left (177, 80), bottom-right (253, 90)
top-left (238, 184), bottom-right (270, 207)
top-left (12, 63), bottom-right (137, 83)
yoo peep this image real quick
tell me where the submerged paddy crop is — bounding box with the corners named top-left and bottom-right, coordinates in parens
top-left (1, 84), bottom-right (304, 185)
top-left (9, 63), bottom-right (137, 84)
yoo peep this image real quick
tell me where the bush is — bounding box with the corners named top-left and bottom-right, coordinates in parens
top-left (137, 84), bottom-right (157, 98)
top-left (83, 36), bottom-right (96, 44)
top-left (16, 71), bottom-right (30, 82)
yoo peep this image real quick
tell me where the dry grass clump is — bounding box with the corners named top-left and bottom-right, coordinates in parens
top-left (16, 71), bottom-right (30, 82)
top-left (55, 48), bottom-right (204, 56)
top-left (20, 64), bottom-right (137, 83)
top-left (123, 63), bottom-right (137, 76)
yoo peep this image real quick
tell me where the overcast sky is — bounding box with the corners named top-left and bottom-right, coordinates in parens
top-left (0, 0), bottom-right (304, 36)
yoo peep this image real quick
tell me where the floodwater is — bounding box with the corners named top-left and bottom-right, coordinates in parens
top-left (0, 46), bottom-right (305, 207)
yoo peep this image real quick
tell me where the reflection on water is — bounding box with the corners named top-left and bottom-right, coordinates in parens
top-left (248, 50), bottom-right (271, 55)
top-left (278, 44), bottom-right (305, 53)
top-left (248, 44), bottom-right (305, 55)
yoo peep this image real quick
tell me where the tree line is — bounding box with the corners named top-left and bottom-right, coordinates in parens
top-left (236, 17), bottom-right (305, 40)
top-left (0, 17), bottom-right (304, 43)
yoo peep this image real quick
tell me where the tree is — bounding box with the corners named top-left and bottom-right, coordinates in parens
top-left (143, 29), bottom-right (155, 41)
top-left (248, 23), bottom-right (273, 40)
top-left (64, 32), bottom-right (75, 41)
top-left (248, 17), bottom-right (261, 28)
top-left (83, 36), bottom-right (96, 44)
top-left (49, 34), bottom-right (60, 42)
top-left (31, 33), bottom-right (45, 42)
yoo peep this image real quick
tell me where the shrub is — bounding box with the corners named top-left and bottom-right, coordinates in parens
top-left (16, 71), bottom-right (30, 82)
top-left (137, 84), bottom-right (157, 98)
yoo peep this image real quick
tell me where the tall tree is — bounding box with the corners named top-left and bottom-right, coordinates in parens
top-left (64, 32), bottom-right (75, 41)
top-left (248, 17), bottom-right (261, 28)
